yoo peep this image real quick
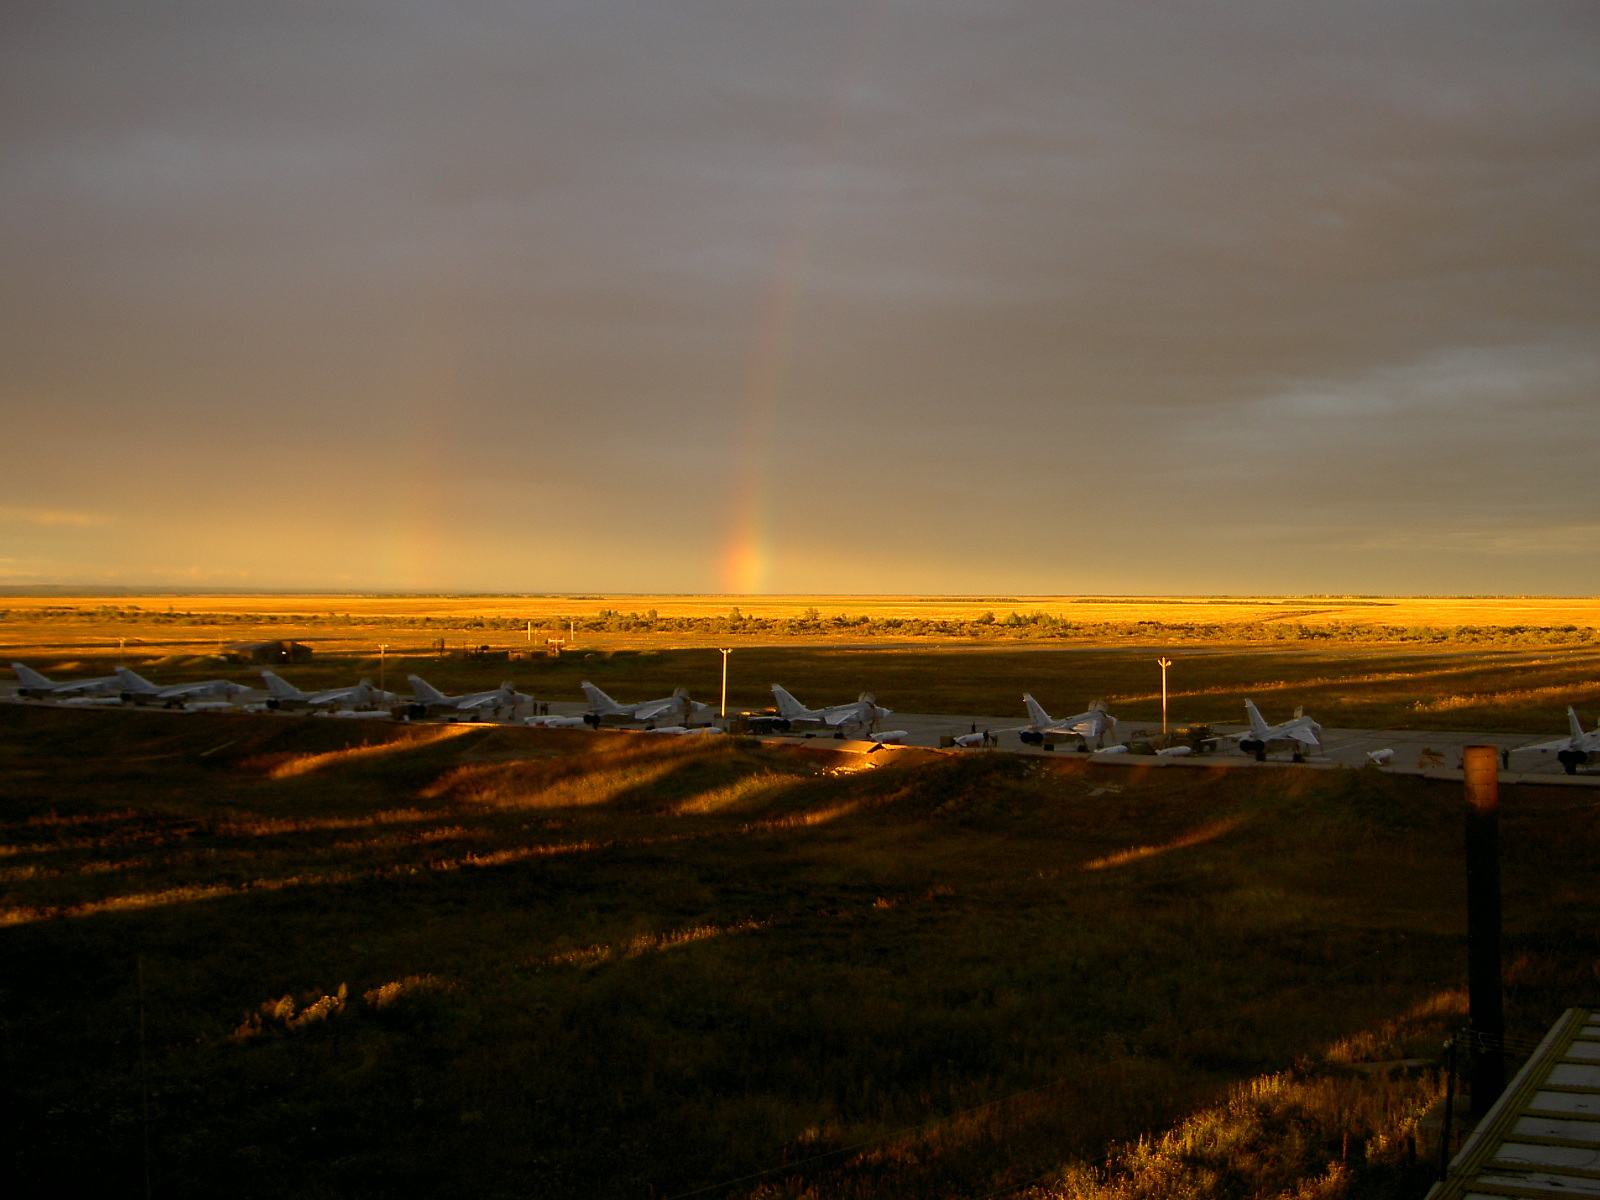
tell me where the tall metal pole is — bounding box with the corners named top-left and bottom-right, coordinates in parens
top-left (378, 644), bottom-right (388, 697)
top-left (1157, 657), bottom-right (1172, 739)
top-left (1463, 743), bottom-right (1504, 1115)
top-left (719, 648), bottom-right (731, 719)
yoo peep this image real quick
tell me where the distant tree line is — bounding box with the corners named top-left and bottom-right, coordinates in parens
top-left (3, 605), bottom-right (1597, 646)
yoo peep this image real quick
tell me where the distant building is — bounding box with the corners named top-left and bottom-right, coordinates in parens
top-left (223, 640), bottom-right (314, 664)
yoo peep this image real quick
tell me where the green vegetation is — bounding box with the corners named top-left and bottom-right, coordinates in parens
top-left (2, 706), bottom-right (1596, 1198)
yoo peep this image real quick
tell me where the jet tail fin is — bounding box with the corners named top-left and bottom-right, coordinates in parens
top-left (259, 671), bottom-right (302, 700)
top-left (1244, 699), bottom-right (1271, 740)
top-left (1571, 706), bottom-right (1586, 742)
top-left (771, 684), bottom-right (813, 720)
top-left (1023, 693), bottom-right (1052, 729)
top-left (11, 662), bottom-right (52, 688)
top-left (407, 675), bottom-right (449, 705)
top-left (581, 681), bottom-right (618, 712)
top-left (115, 666), bottom-right (156, 692)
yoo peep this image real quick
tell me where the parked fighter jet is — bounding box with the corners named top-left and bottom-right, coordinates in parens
top-left (1234, 699), bottom-right (1323, 762)
top-left (580, 682), bottom-right (714, 727)
top-left (1009, 695), bottom-right (1118, 749)
top-left (405, 676), bottom-right (527, 720)
top-left (260, 671), bottom-right (398, 711)
top-left (769, 685), bottom-right (889, 736)
top-left (10, 662), bottom-right (121, 699)
top-left (115, 666), bottom-right (250, 707)
top-left (1514, 707), bottom-right (1600, 775)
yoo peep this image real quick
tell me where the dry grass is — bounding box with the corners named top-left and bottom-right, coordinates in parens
top-left (3, 592), bottom-right (1599, 659)
top-left (1412, 680), bottom-right (1600, 712)
top-left (260, 724), bottom-right (475, 778)
top-left (1080, 816), bottom-right (1248, 872)
top-left (3, 705), bottom-right (1596, 1200)
top-left (1031, 1069), bottom-right (1443, 1200)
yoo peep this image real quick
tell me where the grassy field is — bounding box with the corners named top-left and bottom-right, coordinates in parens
top-left (2, 593), bottom-right (1598, 661)
top-left (2, 706), bottom-right (1597, 1198)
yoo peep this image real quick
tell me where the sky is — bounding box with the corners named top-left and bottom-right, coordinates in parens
top-left (1, 0), bottom-right (1596, 595)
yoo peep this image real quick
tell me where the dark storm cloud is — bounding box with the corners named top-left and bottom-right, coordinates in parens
top-left (0, 1), bottom-right (1595, 590)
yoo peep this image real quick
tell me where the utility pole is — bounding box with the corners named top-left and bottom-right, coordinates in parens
top-left (719, 648), bottom-right (732, 719)
top-left (1156, 657), bottom-right (1173, 739)
top-left (378, 644), bottom-right (389, 697)
top-left (1463, 744), bottom-right (1505, 1115)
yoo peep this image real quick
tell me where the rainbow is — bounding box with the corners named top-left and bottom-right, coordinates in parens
top-left (717, 0), bottom-right (897, 594)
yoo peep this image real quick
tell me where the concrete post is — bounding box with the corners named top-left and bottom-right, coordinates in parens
top-left (1463, 744), bottom-right (1504, 1115)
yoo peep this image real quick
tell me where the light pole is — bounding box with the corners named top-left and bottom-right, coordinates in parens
top-left (718, 648), bottom-right (732, 719)
top-left (1156, 656), bottom-right (1173, 740)
top-left (378, 644), bottom-right (389, 697)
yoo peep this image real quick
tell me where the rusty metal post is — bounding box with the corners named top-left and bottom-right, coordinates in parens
top-left (1463, 744), bottom-right (1504, 1115)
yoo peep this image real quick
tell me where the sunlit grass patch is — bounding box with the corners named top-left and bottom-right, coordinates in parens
top-left (1322, 988), bottom-right (1467, 1067)
top-left (1413, 680), bottom-right (1600, 712)
top-left (533, 918), bottom-right (768, 971)
top-left (1031, 1068), bottom-right (1442, 1200)
top-left (671, 770), bottom-right (800, 815)
top-left (233, 984), bottom-right (349, 1038)
top-left (216, 808), bottom-right (444, 837)
top-left (423, 757), bottom-right (684, 809)
top-left (364, 974), bottom-right (451, 1010)
top-left (1081, 816), bottom-right (1247, 872)
top-left (261, 724), bottom-right (477, 778)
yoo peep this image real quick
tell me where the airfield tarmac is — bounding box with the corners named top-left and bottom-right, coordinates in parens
top-left (527, 699), bottom-right (1592, 782)
top-left (3, 689), bottom-right (1592, 784)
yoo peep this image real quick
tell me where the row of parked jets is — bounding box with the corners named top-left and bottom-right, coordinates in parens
top-left (9, 661), bottom-right (1599, 771)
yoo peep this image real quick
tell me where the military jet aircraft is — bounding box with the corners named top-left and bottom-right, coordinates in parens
top-left (115, 666), bottom-right (250, 708)
top-left (260, 671), bottom-right (398, 711)
top-left (1514, 707), bottom-right (1600, 775)
top-left (10, 661), bottom-right (121, 699)
top-left (769, 685), bottom-right (889, 737)
top-left (1009, 695), bottom-right (1119, 749)
top-left (1234, 699), bottom-right (1323, 762)
top-left (405, 676), bottom-right (528, 720)
top-left (580, 682), bottom-right (714, 727)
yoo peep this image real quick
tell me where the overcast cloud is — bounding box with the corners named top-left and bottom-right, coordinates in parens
top-left (1, 0), bottom-right (1595, 593)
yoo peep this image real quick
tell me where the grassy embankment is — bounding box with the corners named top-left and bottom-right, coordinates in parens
top-left (2, 705), bottom-right (1596, 1198)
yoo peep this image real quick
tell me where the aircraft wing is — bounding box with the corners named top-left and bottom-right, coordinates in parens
top-left (51, 676), bottom-right (120, 696)
top-left (1276, 725), bottom-right (1322, 748)
top-left (161, 681), bottom-right (225, 697)
top-left (630, 697), bottom-right (678, 721)
top-left (1516, 734), bottom-right (1575, 754)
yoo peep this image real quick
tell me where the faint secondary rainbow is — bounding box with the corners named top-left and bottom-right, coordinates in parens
top-left (718, 0), bottom-right (898, 594)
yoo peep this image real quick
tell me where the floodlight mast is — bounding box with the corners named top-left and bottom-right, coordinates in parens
top-left (719, 648), bottom-right (732, 719)
top-left (378, 644), bottom-right (389, 696)
top-left (1157, 657), bottom-right (1173, 739)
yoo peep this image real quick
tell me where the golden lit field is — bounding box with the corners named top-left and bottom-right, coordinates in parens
top-left (2, 593), bottom-right (1598, 660)
top-left (5, 592), bottom-right (1600, 626)
top-left (3, 706), bottom-right (1598, 1199)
